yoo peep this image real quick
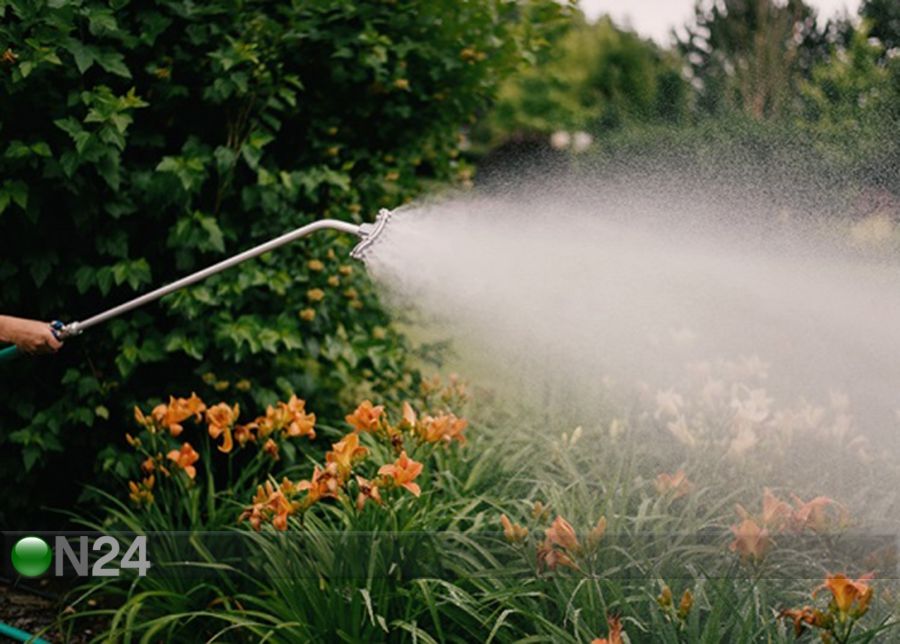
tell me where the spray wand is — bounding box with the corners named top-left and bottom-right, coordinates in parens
top-left (0, 209), bottom-right (393, 362)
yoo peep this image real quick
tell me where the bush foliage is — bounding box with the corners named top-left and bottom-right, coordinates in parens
top-left (0, 0), bottom-right (563, 526)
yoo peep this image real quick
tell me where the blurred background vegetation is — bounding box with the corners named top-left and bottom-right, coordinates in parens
top-left (473, 0), bottom-right (898, 200)
top-left (0, 0), bottom-right (897, 529)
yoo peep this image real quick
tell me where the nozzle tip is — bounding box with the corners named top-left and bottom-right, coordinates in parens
top-left (350, 208), bottom-right (393, 261)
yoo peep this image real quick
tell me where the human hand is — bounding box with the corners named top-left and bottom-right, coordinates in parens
top-left (0, 316), bottom-right (63, 354)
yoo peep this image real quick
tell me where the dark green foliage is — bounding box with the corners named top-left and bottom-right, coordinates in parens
top-left (0, 0), bottom-right (556, 526)
top-left (862, 0), bottom-right (900, 51)
top-left (798, 22), bottom-right (900, 195)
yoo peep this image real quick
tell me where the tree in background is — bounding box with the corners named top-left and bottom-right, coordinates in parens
top-left (798, 20), bottom-right (900, 195)
top-left (677, 0), bottom-right (828, 119)
top-left (473, 11), bottom-right (687, 148)
top-left (0, 0), bottom-right (562, 527)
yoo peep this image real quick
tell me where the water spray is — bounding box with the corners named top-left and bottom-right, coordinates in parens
top-left (0, 209), bottom-right (394, 362)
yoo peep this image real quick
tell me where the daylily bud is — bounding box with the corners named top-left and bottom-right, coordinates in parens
top-left (531, 500), bottom-right (550, 522)
top-left (500, 515), bottom-right (529, 543)
top-left (678, 590), bottom-right (693, 619)
top-left (657, 585), bottom-right (673, 609)
top-left (588, 516), bottom-right (607, 549)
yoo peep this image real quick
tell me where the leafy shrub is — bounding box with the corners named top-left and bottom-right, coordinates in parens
top-left (0, 0), bottom-right (561, 526)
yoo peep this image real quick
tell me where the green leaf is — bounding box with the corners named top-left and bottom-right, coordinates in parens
top-left (5, 141), bottom-right (31, 158)
top-left (199, 215), bottom-right (225, 252)
top-left (63, 38), bottom-right (95, 74)
top-left (88, 9), bottom-right (118, 35)
top-left (74, 267), bottom-right (94, 294)
top-left (97, 152), bottom-right (121, 189)
top-left (111, 258), bottom-right (151, 290)
top-left (95, 51), bottom-right (131, 78)
top-left (23, 446), bottom-right (40, 472)
top-left (96, 266), bottom-right (113, 295)
top-left (30, 257), bottom-right (53, 287)
top-left (157, 154), bottom-right (207, 192)
top-left (31, 142), bottom-right (51, 157)
top-left (2, 140), bottom-right (48, 160)
top-left (4, 180), bottom-right (28, 209)
top-left (54, 117), bottom-right (82, 138)
top-left (214, 146), bottom-right (237, 174)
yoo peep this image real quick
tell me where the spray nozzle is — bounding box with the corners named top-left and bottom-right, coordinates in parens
top-left (351, 208), bottom-right (393, 261)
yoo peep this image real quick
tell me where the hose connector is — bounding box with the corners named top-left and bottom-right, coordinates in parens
top-left (58, 321), bottom-right (83, 339)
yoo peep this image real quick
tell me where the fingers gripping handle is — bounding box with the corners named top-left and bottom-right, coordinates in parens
top-left (50, 320), bottom-right (64, 340)
top-left (0, 320), bottom-right (64, 362)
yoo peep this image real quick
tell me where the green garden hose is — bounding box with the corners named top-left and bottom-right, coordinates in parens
top-left (0, 619), bottom-right (50, 644)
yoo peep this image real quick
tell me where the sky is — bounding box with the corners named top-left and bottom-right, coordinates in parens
top-left (578, 0), bottom-right (861, 45)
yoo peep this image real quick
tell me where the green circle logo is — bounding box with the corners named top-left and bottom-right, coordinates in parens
top-left (11, 536), bottom-right (52, 577)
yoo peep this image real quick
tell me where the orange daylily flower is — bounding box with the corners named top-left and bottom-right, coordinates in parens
top-left (239, 479), bottom-right (299, 531)
top-left (537, 515), bottom-right (582, 571)
top-left (166, 442), bottom-right (200, 479)
top-left (206, 401), bottom-right (238, 428)
top-left (140, 457), bottom-right (155, 474)
top-left (345, 400), bottom-right (384, 432)
top-left (297, 462), bottom-right (342, 505)
top-left (270, 491), bottom-right (293, 531)
top-left (232, 423), bottom-right (255, 447)
top-left (791, 495), bottom-right (845, 532)
top-left (243, 483), bottom-right (276, 531)
top-left (760, 488), bottom-right (793, 530)
top-left (779, 606), bottom-right (827, 637)
top-left (738, 490), bottom-right (847, 536)
top-left (281, 395), bottom-right (316, 439)
top-left (249, 408), bottom-right (275, 439)
top-left (206, 402), bottom-right (239, 453)
top-left (251, 396), bottom-right (316, 441)
top-left (736, 488), bottom-right (792, 532)
top-left (816, 573), bottom-right (874, 619)
top-left (500, 515), bottom-right (529, 543)
top-left (263, 438), bottom-right (279, 460)
top-left (536, 539), bottom-right (577, 572)
top-left (378, 450), bottom-right (423, 497)
top-left (419, 412), bottom-right (468, 444)
top-left (590, 615), bottom-right (624, 644)
top-left (355, 475), bottom-right (382, 511)
top-left (545, 515), bottom-right (580, 552)
top-left (729, 518), bottom-right (771, 561)
top-left (655, 469), bottom-right (693, 499)
top-left (141, 393), bottom-right (206, 437)
top-left (326, 433), bottom-right (369, 479)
